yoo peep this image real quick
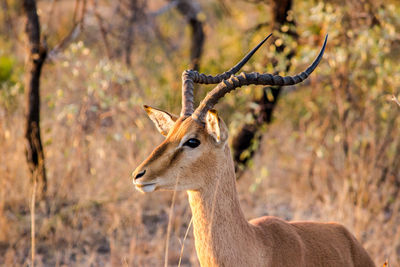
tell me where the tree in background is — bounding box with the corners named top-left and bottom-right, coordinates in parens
top-left (22, 0), bottom-right (86, 198)
top-left (232, 0), bottom-right (298, 174)
top-left (123, 0), bottom-right (147, 66)
top-left (23, 0), bottom-right (48, 197)
top-left (94, 0), bottom-right (204, 70)
top-left (173, 0), bottom-right (205, 71)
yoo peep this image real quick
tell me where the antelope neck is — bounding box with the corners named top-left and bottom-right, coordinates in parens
top-left (187, 147), bottom-right (259, 266)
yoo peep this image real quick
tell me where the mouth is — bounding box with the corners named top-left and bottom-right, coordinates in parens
top-left (134, 182), bottom-right (157, 193)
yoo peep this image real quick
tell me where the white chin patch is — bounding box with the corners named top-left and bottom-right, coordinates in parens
top-left (137, 183), bottom-right (156, 193)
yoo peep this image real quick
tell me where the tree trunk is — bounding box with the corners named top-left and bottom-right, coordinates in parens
top-left (174, 0), bottom-right (204, 71)
top-left (124, 0), bottom-right (147, 66)
top-left (23, 0), bottom-right (47, 196)
top-left (232, 0), bottom-right (297, 174)
top-left (124, 2), bottom-right (136, 66)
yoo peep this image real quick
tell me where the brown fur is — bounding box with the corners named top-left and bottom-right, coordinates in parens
top-left (133, 107), bottom-right (375, 267)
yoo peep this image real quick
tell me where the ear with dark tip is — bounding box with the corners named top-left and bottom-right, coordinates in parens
top-left (143, 105), bottom-right (178, 136)
top-left (205, 109), bottom-right (228, 144)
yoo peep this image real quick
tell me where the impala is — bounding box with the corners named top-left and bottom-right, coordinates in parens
top-left (132, 34), bottom-right (375, 266)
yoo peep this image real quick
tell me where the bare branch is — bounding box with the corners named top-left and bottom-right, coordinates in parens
top-left (94, 8), bottom-right (113, 59)
top-left (150, 0), bottom-right (178, 17)
top-left (391, 95), bottom-right (400, 107)
top-left (47, 0), bottom-right (87, 60)
top-left (174, 0), bottom-right (205, 70)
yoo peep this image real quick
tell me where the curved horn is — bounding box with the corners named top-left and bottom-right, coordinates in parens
top-left (192, 34), bottom-right (328, 122)
top-left (181, 34), bottom-right (273, 116)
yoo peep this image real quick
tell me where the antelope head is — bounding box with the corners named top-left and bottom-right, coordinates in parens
top-left (132, 34), bottom-right (327, 193)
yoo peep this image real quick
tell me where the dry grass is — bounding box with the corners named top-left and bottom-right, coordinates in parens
top-left (1, 0), bottom-right (400, 266)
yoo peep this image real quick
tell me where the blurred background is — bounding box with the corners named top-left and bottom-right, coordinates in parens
top-left (1, 0), bottom-right (399, 266)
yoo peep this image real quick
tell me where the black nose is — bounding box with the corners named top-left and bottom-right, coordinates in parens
top-left (135, 170), bottom-right (146, 180)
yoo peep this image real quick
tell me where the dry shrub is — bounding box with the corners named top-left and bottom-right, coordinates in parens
top-left (0, 0), bottom-right (399, 266)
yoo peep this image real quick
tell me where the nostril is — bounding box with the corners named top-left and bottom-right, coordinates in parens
top-left (135, 170), bottom-right (146, 180)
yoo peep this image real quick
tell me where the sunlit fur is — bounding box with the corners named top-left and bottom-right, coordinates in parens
top-left (132, 107), bottom-right (375, 267)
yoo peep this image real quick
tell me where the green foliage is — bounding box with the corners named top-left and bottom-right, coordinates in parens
top-left (0, 54), bottom-right (23, 112)
top-left (0, 56), bottom-right (13, 83)
top-left (1, 0), bottom-right (400, 265)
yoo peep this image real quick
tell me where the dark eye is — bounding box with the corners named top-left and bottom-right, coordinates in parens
top-left (183, 138), bottom-right (201, 148)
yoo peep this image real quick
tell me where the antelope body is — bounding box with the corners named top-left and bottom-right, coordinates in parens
top-left (132, 35), bottom-right (375, 266)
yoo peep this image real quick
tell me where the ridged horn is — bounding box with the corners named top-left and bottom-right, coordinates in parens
top-left (192, 34), bottom-right (328, 122)
top-left (181, 34), bottom-right (273, 116)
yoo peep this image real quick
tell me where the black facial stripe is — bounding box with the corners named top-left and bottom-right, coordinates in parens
top-left (146, 142), bottom-right (168, 165)
top-left (169, 147), bottom-right (183, 166)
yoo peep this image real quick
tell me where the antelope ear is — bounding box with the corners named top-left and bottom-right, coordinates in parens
top-left (144, 105), bottom-right (178, 136)
top-left (205, 109), bottom-right (228, 144)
